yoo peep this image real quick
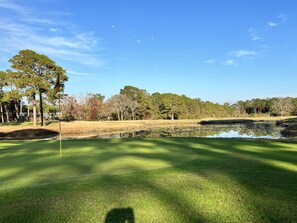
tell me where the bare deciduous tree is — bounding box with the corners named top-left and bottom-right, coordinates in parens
top-left (107, 94), bottom-right (135, 120)
top-left (271, 97), bottom-right (293, 116)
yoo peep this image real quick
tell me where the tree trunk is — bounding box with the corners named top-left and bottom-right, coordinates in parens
top-left (39, 92), bottom-right (44, 126)
top-left (117, 110), bottom-right (120, 121)
top-left (27, 102), bottom-right (30, 122)
top-left (20, 100), bottom-right (23, 115)
top-left (32, 93), bottom-right (37, 127)
top-left (171, 113), bottom-right (174, 120)
top-left (120, 111), bottom-right (124, 121)
top-left (0, 103), bottom-right (4, 123)
top-left (14, 102), bottom-right (20, 122)
top-left (5, 104), bottom-right (9, 123)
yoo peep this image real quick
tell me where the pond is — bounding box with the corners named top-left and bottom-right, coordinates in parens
top-left (87, 122), bottom-right (284, 139)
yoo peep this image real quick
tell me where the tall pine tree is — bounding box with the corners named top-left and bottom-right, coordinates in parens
top-left (8, 49), bottom-right (68, 126)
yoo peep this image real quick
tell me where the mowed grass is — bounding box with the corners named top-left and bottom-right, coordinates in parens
top-left (0, 138), bottom-right (297, 222)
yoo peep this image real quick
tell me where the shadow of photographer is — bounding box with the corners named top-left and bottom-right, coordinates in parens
top-left (104, 207), bottom-right (135, 223)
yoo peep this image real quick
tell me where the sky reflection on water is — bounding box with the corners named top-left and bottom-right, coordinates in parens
top-left (95, 122), bottom-right (284, 139)
top-left (207, 130), bottom-right (281, 139)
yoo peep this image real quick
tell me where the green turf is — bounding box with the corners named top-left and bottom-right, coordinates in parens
top-left (0, 138), bottom-right (296, 222)
top-left (0, 122), bottom-right (34, 127)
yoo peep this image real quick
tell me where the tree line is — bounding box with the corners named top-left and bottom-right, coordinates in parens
top-left (58, 86), bottom-right (297, 122)
top-left (1, 50), bottom-right (296, 126)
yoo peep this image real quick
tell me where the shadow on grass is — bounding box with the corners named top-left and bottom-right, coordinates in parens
top-left (105, 207), bottom-right (135, 223)
top-left (0, 138), bottom-right (296, 222)
top-left (0, 129), bottom-right (59, 139)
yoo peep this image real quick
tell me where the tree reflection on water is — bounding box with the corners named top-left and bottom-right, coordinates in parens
top-left (92, 122), bottom-right (283, 139)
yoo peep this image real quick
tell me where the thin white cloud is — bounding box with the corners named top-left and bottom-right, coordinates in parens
top-left (232, 50), bottom-right (257, 58)
top-left (267, 13), bottom-right (288, 28)
top-left (136, 39), bottom-right (142, 43)
top-left (278, 13), bottom-right (288, 23)
top-left (31, 46), bottom-right (105, 66)
top-left (248, 13), bottom-right (288, 44)
top-left (268, 22), bottom-right (278, 27)
top-left (68, 70), bottom-right (96, 77)
top-left (251, 36), bottom-right (261, 41)
top-left (224, 59), bottom-right (235, 66)
top-left (49, 28), bottom-right (58, 32)
top-left (204, 59), bottom-right (215, 64)
top-left (0, 2), bottom-right (105, 67)
top-left (0, 0), bottom-right (30, 14)
top-left (248, 28), bottom-right (262, 41)
top-left (23, 18), bottom-right (55, 25)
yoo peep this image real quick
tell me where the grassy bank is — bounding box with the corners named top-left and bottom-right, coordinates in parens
top-left (279, 118), bottom-right (297, 137)
top-left (0, 138), bottom-right (296, 222)
top-left (0, 119), bottom-right (200, 137)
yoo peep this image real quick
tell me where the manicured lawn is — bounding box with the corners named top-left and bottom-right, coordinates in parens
top-left (0, 138), bottom-right (297, 222)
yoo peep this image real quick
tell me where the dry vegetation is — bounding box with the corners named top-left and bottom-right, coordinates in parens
top-left (49, 119), bottom-right (203, 137)
top-left (0, 119), bottom-right (199, 138)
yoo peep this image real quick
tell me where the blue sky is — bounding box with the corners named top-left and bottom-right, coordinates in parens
top-left (0, 0), bottom-right (296, 103)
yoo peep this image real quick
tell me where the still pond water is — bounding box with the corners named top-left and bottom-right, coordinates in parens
top-left (90, 122), bottom-right (284, 139)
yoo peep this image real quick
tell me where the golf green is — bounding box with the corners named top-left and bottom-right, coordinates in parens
top-left (0, 138), bottom-right (296, 222)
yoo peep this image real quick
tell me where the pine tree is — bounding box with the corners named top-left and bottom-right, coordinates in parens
top-left (8, 49), bottom-right (68, 126)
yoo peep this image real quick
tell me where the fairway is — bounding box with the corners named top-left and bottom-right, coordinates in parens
top-left (0, 138), bottom-right (297, 222)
